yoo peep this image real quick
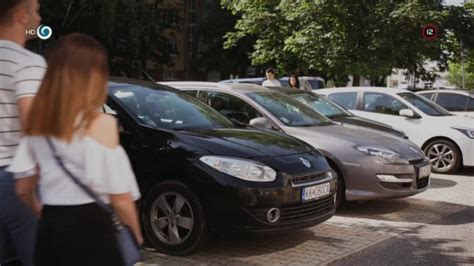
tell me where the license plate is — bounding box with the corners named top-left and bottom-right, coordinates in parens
top-left (302, 182), bottom-right (330, 202)
top-left (418, 164), bottom-right (431, 179)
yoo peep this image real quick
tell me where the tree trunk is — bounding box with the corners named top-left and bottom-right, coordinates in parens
top-left (352, 75), bottom-right (361, 86)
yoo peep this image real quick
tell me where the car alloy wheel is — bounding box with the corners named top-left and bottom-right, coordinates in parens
top-left (424, 140), bottom-right (461, 174)
top-left (151, 192), bottom-right (194, 245)
top-left (142, 181), bottom-right (207, 255)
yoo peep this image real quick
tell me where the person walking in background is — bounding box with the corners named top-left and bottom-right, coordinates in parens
top-left (0, 0), bottom-right (45, 265)
top-left (262, 67), bottom-right (281, 87)
top-left (7, 33), bottom-right (143, 266)
top-left (288, 74), bottom-right (300, 89)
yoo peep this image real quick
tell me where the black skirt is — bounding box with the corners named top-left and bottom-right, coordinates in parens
top-left (35, 203), bottom-right (124, 266)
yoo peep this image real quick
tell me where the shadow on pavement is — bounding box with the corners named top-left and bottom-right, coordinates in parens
top-left (428, 177), bottom-right (457, 189)
top-left (330, 208), bottom-right (474, 266)
top-left (449, 167), bottom-right (474, 176)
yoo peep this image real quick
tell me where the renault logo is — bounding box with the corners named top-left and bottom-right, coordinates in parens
top-left (300, 157), bottom-right (311, 168)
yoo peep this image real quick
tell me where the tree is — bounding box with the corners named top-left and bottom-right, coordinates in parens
top-left (222, 0), bottom-right (474, 85)
top-left (448, 62), bottom-right (474, 89)
top-left (39, 0), bottom-right (173, 78)
top-left (194, 2), bottom-right (254, 79)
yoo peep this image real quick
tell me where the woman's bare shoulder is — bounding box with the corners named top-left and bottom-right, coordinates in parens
top-left (86, 113), bottom-right (119, 149)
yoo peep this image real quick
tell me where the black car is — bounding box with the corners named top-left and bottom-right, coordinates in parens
top-left (270, 88), bottom-right (408, 139)
top-left (105, 79), bottom-right (337, 255)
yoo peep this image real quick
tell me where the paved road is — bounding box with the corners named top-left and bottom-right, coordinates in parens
top-left (143, 168), bottom-right (474, 265)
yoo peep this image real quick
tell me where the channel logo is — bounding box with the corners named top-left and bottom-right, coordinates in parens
top-left (25, 25), bottom-right (53, 40)
top-left (37, 25), bottom-right (53, 40)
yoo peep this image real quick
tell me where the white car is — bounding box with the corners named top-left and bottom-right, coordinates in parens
top-left (417, 89), bottom-right (474, 118)
top-left (317, 87), bottom-right (474, 174)
top-left (280, 76), bottom-right (326, 90)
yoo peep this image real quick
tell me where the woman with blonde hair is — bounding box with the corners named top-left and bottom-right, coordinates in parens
top-left (7, 33), bottom-right (143, 266)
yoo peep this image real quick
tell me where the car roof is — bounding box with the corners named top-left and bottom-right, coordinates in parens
top-left (317, 87), bottom-right (411, 95)
top-left (281, 76), bottom-right (324, 80)
top-left (267, 87), bottom-right (316, 95)
top-left (108, 77), bottom-right (177, 92)
top-left (417, 89), bottom-right (474, 96)
top-left (160, 81), bottom-right (271, 94)
top-left (219, 77), bottom-right (265, 83)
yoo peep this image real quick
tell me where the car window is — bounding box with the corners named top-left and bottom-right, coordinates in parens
top-left (307, 79), bottom-right (325, 89)
top-left (110, 85), bottom-right (233, 130)
top-left (292, 93), bottom-right (350, 118)
top-left (196, 91), bottom-right (262, 124)
top-left (467, 98), bottom-right (474, 111)
top-left (398, 92), bottom-right (452, 116)
top-left (363, 93), bottom-right (407, 115)
top-left (435, 93), bottom-right (469, 111)
top-left (418, 92), bottom-right (434, 100)
top-left (248, 91), bottom-right (333, 127)
top-left (328, 92), bottom-right (358, 110)
top-left (103, 103), bottom-right (117, 115)
top-left (183, 90), bottom-right (198, 98)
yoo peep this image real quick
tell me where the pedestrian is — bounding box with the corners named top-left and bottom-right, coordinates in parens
top-left (0, 0), bottom-right (45, 265)
top-left (288, 74), bottom-right (300, 89)
top-left (7, 33), bottom-right (143, 266)
top-left (262, 67), bottom-right (282, 87)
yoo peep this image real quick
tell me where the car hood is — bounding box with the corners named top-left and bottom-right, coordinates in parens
top-left (284, 124), bottom-right (425, 161)
top-left (331, 116), bottom-right (406, 138)
top-left (174, 128), bottom-right (314, 159)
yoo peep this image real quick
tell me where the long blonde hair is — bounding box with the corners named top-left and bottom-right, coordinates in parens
top-left (26, 33), bottom-right (109, 141)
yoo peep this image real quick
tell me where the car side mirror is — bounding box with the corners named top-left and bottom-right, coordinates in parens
top-left (399, 109), bottom-right (415, 118)
top-left (249, 117), bottom-right (272, 129)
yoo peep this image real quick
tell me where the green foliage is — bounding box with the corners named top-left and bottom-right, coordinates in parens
top-left (195, 2), bottom-right (254, 78)
top-left (40, 0), bottom-right (171, 78)
top-left (222, 0), bottom-right (474, 84)
top-left (448, 61), bottom-right (474, 90)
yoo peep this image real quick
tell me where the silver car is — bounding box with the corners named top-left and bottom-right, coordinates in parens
top-left (162, 82), bottom-right (431, 207)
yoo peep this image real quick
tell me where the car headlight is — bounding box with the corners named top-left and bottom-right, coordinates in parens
top-left (355, 146), bottom-right (409, 164)
top-left (199, 156), bottom-right (277, 182)
top-left (452, 127), bottom-right (474, 139)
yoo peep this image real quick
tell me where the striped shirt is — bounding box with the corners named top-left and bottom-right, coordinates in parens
top-left (0, 40), bottom-right (46, 166)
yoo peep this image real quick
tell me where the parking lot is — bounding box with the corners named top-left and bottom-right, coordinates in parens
top-left (143, 168), bottom-right (474, 265)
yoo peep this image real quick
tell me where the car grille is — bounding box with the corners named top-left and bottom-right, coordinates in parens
top-left (245, 195), bottom-right (334, 224)
top-left (417, 176), bottom-right (429, 189)
top-left (291, 172), bottom-right (328, 187)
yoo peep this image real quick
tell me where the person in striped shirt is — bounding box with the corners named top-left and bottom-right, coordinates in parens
top-left (0, 0), bottom-right (45, 265)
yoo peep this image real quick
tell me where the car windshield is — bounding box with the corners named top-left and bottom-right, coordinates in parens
top-left (291, 93), bottom-right (351, 118)
top-left (398, 92), bottom-right (453, 117)
top-left (248, 92), bottom-right (334, 127)
top-left (109, 84), bottom-right (234, 130)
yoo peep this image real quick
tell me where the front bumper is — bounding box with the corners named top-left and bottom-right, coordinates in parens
top-left (193, 163), bottom-right (338, 232)
top-left (459, 138), bottom-right (474, 167)
top-left (341, 156), bottom-right (430, 201)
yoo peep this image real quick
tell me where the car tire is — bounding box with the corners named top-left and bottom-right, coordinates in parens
top-left (142, 180), bottom-right (207, 256)
top-left (424, 139), bottom-right (462, 174)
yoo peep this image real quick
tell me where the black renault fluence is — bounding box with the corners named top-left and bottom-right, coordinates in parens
top-left (106, 79), bottom-right (337, 255)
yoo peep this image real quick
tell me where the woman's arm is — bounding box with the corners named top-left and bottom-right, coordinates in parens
top-left (15, 175), bottom-right (42, 216)
top-left (110, 193), bottom-right (143, 245)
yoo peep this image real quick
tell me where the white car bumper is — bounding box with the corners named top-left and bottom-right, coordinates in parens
top-left (459, 138), bottom-right (474, 167)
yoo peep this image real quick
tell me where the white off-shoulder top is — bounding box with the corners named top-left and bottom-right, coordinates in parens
top-left (7, 136), bottom-right (140, 205)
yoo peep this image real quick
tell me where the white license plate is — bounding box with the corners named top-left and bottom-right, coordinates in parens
top-left (302, 182), bottom-right (330, 202)
top-left (418, 164), bottom-right (431, 179)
